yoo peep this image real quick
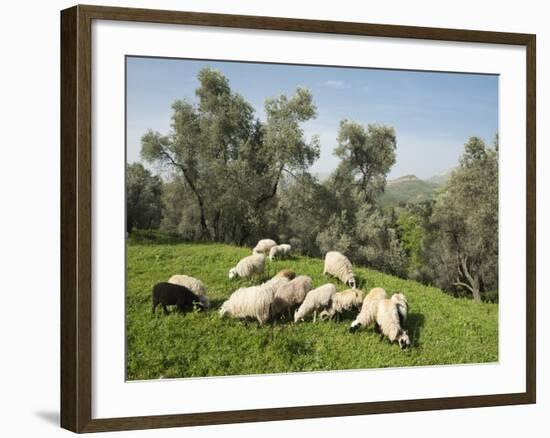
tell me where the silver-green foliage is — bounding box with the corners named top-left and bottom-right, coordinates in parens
top-left (426, 136), bottom-right (499, 301)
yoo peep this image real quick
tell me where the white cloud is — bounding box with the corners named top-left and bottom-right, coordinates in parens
top-left (322, 79), bottom-right (351, 90)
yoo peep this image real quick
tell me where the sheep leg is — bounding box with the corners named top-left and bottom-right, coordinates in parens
top-left (313, 310), bottom-right (317, 323)
top-left (162, 304), bottom-right (169, 316)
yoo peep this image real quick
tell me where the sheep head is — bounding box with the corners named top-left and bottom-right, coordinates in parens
top-left (398, 330), bottom-right (411, 350)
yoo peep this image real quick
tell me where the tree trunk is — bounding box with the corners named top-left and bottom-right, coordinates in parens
top-left (161, 152), bottom-right (210, 240)
top-left (471, 275), bottom-right (481, 302)
top-left (212, 210), bottom-right (221, 241)
top-left (457, 255), bottom-right (482, 302)
top-left (255, 164), bottom-right (284, 208)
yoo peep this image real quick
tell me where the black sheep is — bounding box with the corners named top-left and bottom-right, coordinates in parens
top-left (152, 282), bottom-right (204, 315)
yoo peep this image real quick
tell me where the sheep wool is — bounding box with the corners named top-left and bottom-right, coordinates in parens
top-left (168, 274), bottom-right (210, 308)
top-left (253, 239), bottom-right (277, 255)
top-left (376, 297), bottom-right (411, 349)
top-left (228, 253), bottom-right (266, 279)
top-left (274, 269), bottom-right (296, 280)
top-left (269, 244), bottom-right (292, 261)
top-left (323, 251), bottom-right (356, 289)
top-left (294, 283), bottom-right (337, 322)
top-left (219, 286), bottom-right (271, 324)
top-left (261, 274), bottom-right (291, 296)
top-left (152, 282), bottom-right (204, 316)
top-left (271, 275), bottom-right (313, 319)
top-left (321, 288), bottom-right (364, 320)
top-left (219, 274), bottom-right (289, 324)
top-left (391, 292), bottom-right (408, 326)
top-left (349, 287), bottom-right (388, 331)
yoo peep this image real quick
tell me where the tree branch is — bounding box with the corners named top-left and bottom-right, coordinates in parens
top-left (255, 164), bottom-right (284, 208)
top-left (159, 150), bottom-right (210, 239)
top-left (453, 281), bottom-right (474, 293)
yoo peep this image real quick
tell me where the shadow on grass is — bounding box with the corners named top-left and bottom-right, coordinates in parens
top-left (354, 273), bottom-right (369, 290)
top-left (406, 312), bottom-right (425, 346)
top-left (208, 298), bottom-right (226, 310)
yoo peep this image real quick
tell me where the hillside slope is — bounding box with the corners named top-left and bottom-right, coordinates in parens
top-left (380, 174), bottom-right (440, 206)
top-left (126, 242), bottom-right (498, 380)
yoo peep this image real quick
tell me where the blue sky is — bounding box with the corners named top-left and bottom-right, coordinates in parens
top-left (126, 56), bottom-right (498, 180)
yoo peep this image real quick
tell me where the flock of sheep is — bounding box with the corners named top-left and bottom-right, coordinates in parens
top-left (151, 239), bottom-right (411, 349)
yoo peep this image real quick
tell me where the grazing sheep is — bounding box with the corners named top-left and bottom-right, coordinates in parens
top-left (168, 274), bottom-right (210, 309)
top-left (375, 297), bottom-right (411, 349)
top-left (253, 239), bottom-right (277, 255)
top-left (152, 282), bottom-right (205, 316)
top-left (219, 275), bottom-right (289, 324)
top-left (349, 287), bottom-right (388, 331)
top-left (229, 253), bottom-right (266, 280)
top-left (320, 288), bottom-right (364, 321)
top-left (391, 292), bottom-right (408, 326)
top-left (294, 283), bottom-right (337, 323)
top-left (269, 244), bottom-right (292, 261)
top-left (274, 269), bottom-right (296, 280)
top-left (261, 274), bottom-right (291, 295)
top-left (323, 251), bottom-right (356, 289)
top-left (271, 275), bottom-right (313, 320)
top-left (219, 286), bottom-right (270, 324)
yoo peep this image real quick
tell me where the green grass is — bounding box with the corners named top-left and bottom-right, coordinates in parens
top-left (126, 241), bottom-right (498, 380)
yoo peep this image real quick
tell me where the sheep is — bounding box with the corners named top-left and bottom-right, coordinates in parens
top-left (152, 282), bottom-right (205, 316)
top-left (273, 269), bottom-right (296, 280)
top-left (168, 274), bottom-right (210, 309)
top-left (228, 253), bottom-right (265, 280)
top-left (375, 297), bottom-right (411, 349)
top-left (320, 288), bottom-right (364, 321)
top-left (253, 239), bottom-right (277, 255)
top-left (294, 283), bottom-right (337, 323)
top-left (391, 292), bottom-right (408, 327)
top-left (349, 287), bottom-right (388, 331)
top-left (271, 275), bottom-right (313, 321)
top-left (219, 286), bottom-right (270, 324)
top-left (219, 275), bottom-right (290, 324)
top-left (323, 251), bottom-right (356, 289)
top-left (269, 244), bottom-right (292, 261)
top-left (261, 273), bottom-right (291, 294)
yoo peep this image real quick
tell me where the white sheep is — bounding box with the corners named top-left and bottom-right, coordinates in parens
top-left (260, 274), bottom-right (291, 296)
top-left (294, 283), bottom-right (337, 323)
top-left (323, 251), bottom-right (356, 289)
top-left (219, 286), bottom-right (271, 324)
top-left (320, 288), bottom-right (364, 321)
top-left (219, 274), bottom-right (290, 324)
top-left (271, 275), bottom-right (313, 320)
top-left (228, 253), bottom-right (265, 280)
top-left (168, 274), bottom-right (210, 308)
top-left (391, 292), bottom-right (408, 326)
top-left (253, 239), bottom-right (277, 255)
top-left (376, 296), bottom-right (411, 349)
top-left (349, 287), bottom-right (387, 331)
top-left (273, 269), bottom-right (296, 281)
top-left (269, 244), bottom-right (292, 261)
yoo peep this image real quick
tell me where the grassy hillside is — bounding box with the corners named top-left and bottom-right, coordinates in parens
top-left (380, 175), bottom-right (440, 206)
top-left (126, 241), bottom-right (498, 380)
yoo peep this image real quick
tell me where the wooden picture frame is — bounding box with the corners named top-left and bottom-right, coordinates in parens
top-left (60, 4), bottom-right (536, 433)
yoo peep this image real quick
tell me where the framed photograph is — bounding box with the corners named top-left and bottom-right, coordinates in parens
top-left (60, 4), bottom-right (536, 433)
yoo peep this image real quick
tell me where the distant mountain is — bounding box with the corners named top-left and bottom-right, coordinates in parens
top-left (427, 168), bottom-right (455, 186)
top-left (380, 174), bottom-right (443, 207)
